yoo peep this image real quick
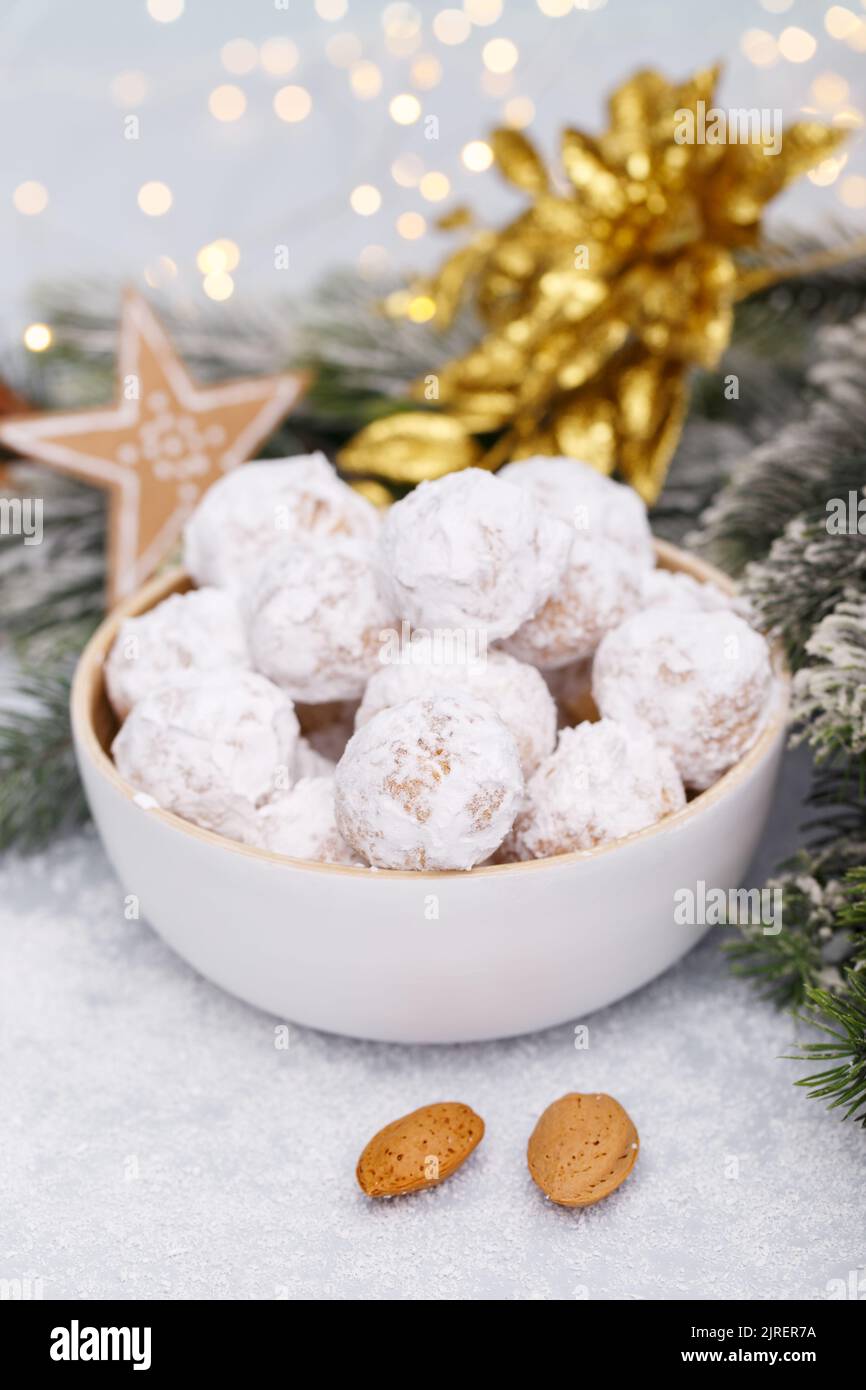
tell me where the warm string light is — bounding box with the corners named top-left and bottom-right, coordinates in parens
top-left (778, 26), bottom-right (817, 62)
top-left (195, 240), bottom-right (240, 301)
top-left (482, 38), bottom-right (519, 73)
top-left (389, 93), bottom-right (422, 124)
top-left (350, 184), bottom-right (382, 215)
top-left (110, 71), bottom-right (148, 107)
top-left (274, 85), bottom-right (312, 122)
top-left (147, 0), bottom-right (184, 22)
top-left (396, 211), bottom-right (426, 239)
top-left (462, 140), bottom-right (494, 171)
top-left (411, 54), bottom-right (442, 89)
top-left (49, 1), bottom-right (866, 292)
top-left (137, 181), bottom-right (172, 216)
top-left (23, 323), bottom-right (52, 352)
top-left (433, 10), bottom-right (472, 45)
top-left (350, 61), bottom-right (383, 99)
top-left (326, 33), bottom-right (362, 67)
top-left (260, 37), bottom-right (299, 75)
top-left (13, 181), bottom-right (48, 215)
top-left (209, 84), bottom-right (246, 122)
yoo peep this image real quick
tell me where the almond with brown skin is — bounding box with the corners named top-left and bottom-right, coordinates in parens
top-left (527, 1092), bottom-right (639, 1207)
top-left (357, 1101), bottom-right (485, 1197)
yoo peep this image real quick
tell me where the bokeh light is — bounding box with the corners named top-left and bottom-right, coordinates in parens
top-left (350, 61), bottom-right (383, 99)
top-left (260, 38), bottom-right (299, 75)
top-left (350, 184), bottom-right (382, 215)
top-left (13, 181), bottom-right (48, 215)
top-left (389, 93), bottom-right (422, 124)
top-left (396, 211), bottom-right (426, 239)
top-left (110, 71), bottom-right (148, 107)
top-left (203, 271), bottom-right (234, 301)
top-left (465, 0), bottom-right (503, 23)
top-left (274, 85), bottom-right (312, 122)
top-left (740, 29), bottom-right (778, 66)
top-left (220, 39), bottom-right (257, 75)
top-left (137, 181), bottom-right (172, 216)
top-left (419, 171), bottom-right (451, 201)
top-left (391, 153), bottom-right (425, 187)
top-left (433, 9), bottom-right (472, 44)
top-left (503, 95), bottom-right (535, 128)
top-left (824, 7), bottom-right (859, 40)
top-left (315, 0), bottom-right (348, 20)
top-left (411, 55), bottom-right (443, 89)
top-left (778, 27), bottom-right (817, 62)
top-left (326, 33), bottom-right (363, 66)
top-left (23, 323), bottom-right (52, 352)
top-left (462, 139), bottom-right (494, 171)
top-left (482, 38), bottom-right (519, 73)
top-left (147, 0), bottom-right (184, 22)
top-left (208, 85), bottom-right (246, 122)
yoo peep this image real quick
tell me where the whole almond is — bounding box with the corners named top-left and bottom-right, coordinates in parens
top-left (527, 1092), bottom-right (639, 1207)
top-left (357, 1101), bottom-right (485, 1197)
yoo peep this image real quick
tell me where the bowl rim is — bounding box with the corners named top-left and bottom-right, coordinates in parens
top-left (71, 539), bottom-right (790, 882)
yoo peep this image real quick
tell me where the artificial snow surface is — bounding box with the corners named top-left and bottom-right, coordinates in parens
top-left (1, 748), bottom-right (864, 1301)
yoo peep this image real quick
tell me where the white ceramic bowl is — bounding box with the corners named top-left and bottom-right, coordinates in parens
top-left (71, 541), bottom-right (789, 1044)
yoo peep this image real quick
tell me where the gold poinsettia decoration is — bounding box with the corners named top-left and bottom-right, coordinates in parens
top-left (340, 65), bottom-right (844, 502)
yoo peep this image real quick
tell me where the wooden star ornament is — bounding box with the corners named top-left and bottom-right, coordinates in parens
top-left (0, 289), bottom-right (309, 604)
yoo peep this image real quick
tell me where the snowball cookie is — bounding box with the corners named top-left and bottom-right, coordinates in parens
top-left (105, 587), bottom-right (248, 721)
top-left (498, 455), bottom-right (654, 563)
top-left (512, 718), bottom-right (685, 859)
top-left (112, 671), bottom-right (300, 842)
top-left (502, 535), bottom-right (642, 669)
top-left (293, 737), bottom-right (336, 780)
top-left (243, 537), bottom-right (395, 702)
top-left (639, 567), bottom-right (732, 614)
top-left (593, 609), bottom-right (773, 790)
top-left (378, 468), bottom-right (572, 641)
top-left (355, 641), bottom-right (556, 775)
top-left (183, 452), bottom-right (380, 590)
top-left (250, 777), bottom-right (361, 865)
top-left (335, 691), bottom-right (524, 870)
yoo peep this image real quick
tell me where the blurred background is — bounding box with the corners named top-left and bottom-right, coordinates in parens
top-left (2, 0), bottom-right (864, 349)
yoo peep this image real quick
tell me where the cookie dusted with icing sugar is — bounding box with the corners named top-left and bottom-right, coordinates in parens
top-left (355, 641), bottom-right (556, 776)
top-left (242, 537), bottom-right (396, 703)
top-left (378, 468), bottom-right (573, 642)
top-left (498, 455), bottom-right (654, 563)
top-left (502, 535), bottom-right (642, 669)
top-left (639, 566), bottom-right (733, 614)
top-left (592, 608), bottom-right (773, 790)
top-left (249, 776), bottom-right (362, 865)
top-left (511, 718), bottom-right (685, 859)
top-left (334, 690), bottom-right (524, 871)
top-left (112, 670), bottom-right (300, 842)
top-left (183, 452), bottom-right (380, 590)
top-left (105, 587), bottom-right (249, 721)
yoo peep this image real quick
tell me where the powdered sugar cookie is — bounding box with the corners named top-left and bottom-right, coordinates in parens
top-left (335, 690), bottom-right (524, 870)
top-left (503, 535), bottom-right (642, 669)
top-left (498, 455), bottom-right (653, 563)
top-left (242, 537), bottom-right (395, 702)
top-left (378, 468), bottom-right (572, 641)
top-left (250, 776), bottom-right (361, 864)
top-left (592, 609), bottom-right (773, 790)
top-left (183, 452), bottom-right (380, 590)
top-left (112, 670), bottom-right (300, 842)
top-left (355, 640), bottom-right (556, 775)
top-left (512, 718), bottom-right (685, 858)
top-left (105, 587), bottom-right (248, 720)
